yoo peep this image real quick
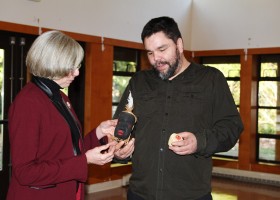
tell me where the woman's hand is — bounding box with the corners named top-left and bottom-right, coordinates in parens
top-left (96, 119), bottom-right (118, 139)
top-left (85, 141), bottom-right (116, 165)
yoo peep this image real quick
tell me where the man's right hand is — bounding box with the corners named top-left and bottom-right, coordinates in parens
top-left (114, 138), bottom-right (135, 159)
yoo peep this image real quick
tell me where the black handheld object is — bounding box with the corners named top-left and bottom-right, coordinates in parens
top-left (114, 111), bottom-right (137, 143)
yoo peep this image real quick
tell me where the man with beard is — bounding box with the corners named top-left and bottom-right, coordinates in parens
top-left (113, 16), bottom-right (243, 200)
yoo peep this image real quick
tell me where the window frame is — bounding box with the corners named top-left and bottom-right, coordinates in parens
top-left (112, 46), bottom-right (140, 114)
top-left (256, 54), bottom-right (280, 164)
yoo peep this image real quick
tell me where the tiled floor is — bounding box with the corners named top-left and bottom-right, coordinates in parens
top-left (85, 176), bottom-right (280, 200)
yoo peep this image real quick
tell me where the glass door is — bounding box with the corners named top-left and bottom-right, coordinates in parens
top-left (0, 30), bottom-right (36, 199)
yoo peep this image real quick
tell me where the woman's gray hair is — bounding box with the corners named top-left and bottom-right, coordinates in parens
top-left (26, 30), bottom-right (84, 79)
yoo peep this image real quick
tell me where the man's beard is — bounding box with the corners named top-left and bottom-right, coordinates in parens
top-left (153, 49), bottom-right (180, 80)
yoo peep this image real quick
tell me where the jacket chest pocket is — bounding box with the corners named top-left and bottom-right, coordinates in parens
top-left (133, 93), bottom-right (158, 118)
top-left (174, 86), bottom-right (207, 115)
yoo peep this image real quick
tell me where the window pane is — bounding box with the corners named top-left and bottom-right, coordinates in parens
top-left (215, 140), bottom-right (239, 157)
top-left (258, 108), bottom-right (280, 135)
top-left (258, 81), bottom-right (280, 107)
top-left (112, 105), bottom-right (117, 118)
top-left (206, 63), bottom-right (240, 78)
top-left (114, 47), bottom-right (138, 63)
top-left (113, 61), bottom-right (136, 72)
top-left (259, 138), bottom-right (280, 162)
top-left (260, 62), bottom-right (278, 78)
top-left (227, 81), bottom-right (240, 105)
top-left (204, 63), bottom-right (240, 105)
top-left (112, 76), bottom-right (131, 103)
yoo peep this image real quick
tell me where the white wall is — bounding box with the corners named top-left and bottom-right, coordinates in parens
top-left (0, 0), bottom-right (192, 48)
top-left (191, 0), bottom-right (280, 50)
top-left (1, 0), bottom-right (280, 51)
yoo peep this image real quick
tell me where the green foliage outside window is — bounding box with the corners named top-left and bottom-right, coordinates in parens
top-left (112, 60), bottom-right (137, 117)
top-left (113, 61), bottom-right (136, 73)
top-left (206, 63), bottom-right (240, 105)
top-left (258, 62), bottom-right (280, 162)
top-left (112, 61), bottom-right (136, 104)
top-left (113, 76), bottom-right (131, 103)
top-left (258, 63), bottom-right (279, 135)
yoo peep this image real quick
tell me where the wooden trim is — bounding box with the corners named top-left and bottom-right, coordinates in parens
top-left (248, 47), bottom-right (280, 55)
top-left (110, 165), bottom-right (132, 180)
top-left (0, 21), bottom-right (39, 35)
top-left (183, 50), bottom-right (192, 60)
top-left (104, 37), bottom-right (144, 49)
top-left (43, 28), bottom-right (101, 43)
top-left (193, 49), bottom-right (245, 57)
top-left (0, 21), bottom-right (101, 43)
top-left (212, 159), bottom-right (239, 169)
top-left (238, 54), bottom-right (258, 170)
top-left (251, 163), bottom-right (280, 174)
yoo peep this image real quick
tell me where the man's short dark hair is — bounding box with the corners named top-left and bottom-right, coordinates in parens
top-left (141, 16), bottom-right (182, 44)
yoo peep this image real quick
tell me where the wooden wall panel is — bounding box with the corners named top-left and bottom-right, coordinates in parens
top-left (239, 55), bottom-right (255, 170)
top-left (84, 43), bottom-right (113, 132)
top-left (212, 159), bottom-right (239, 169)
top-left (84, 43), bottom-right (114, 184)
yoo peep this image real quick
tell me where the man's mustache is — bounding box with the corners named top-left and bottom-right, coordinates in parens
top-left (154, 61), bottom-right (169, 67)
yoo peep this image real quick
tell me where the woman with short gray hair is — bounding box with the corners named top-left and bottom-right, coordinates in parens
top-left (7, 30), bottom-right (118, 200)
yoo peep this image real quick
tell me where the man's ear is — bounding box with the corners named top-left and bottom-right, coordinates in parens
top-left (176, 38), bottom-right (184, 53)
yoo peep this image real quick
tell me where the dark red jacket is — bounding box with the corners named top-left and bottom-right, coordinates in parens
top-left (7, 82), bottom-right (100, 200)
